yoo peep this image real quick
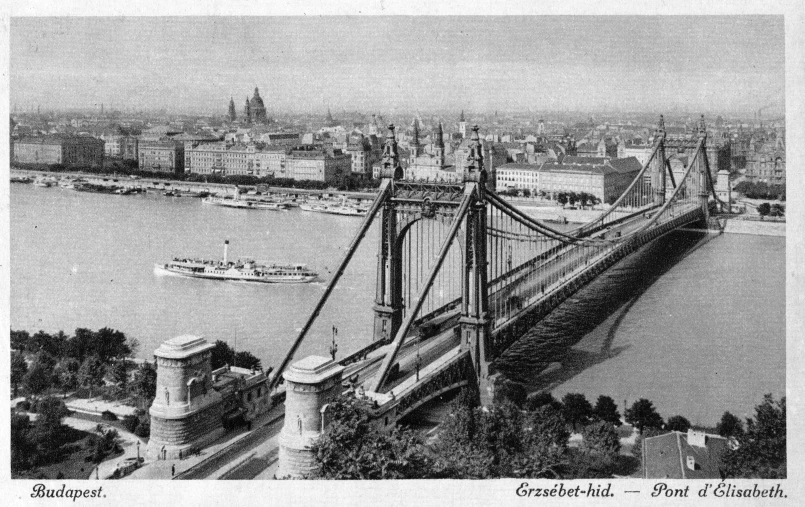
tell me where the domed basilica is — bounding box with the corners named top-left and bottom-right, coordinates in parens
top-left (228, 87), bottom-right (268, 124)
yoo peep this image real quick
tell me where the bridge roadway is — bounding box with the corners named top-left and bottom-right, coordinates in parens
top-left (343, 326), bottom-right (460, 391)
top-left (487, 204), bottom-right (700, 330)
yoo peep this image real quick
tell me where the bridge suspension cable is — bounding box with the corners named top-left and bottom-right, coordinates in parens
top-left (267, 180), bottom-right (392, 392)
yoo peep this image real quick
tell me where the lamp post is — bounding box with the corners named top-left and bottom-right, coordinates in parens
top-left (136, 440), bottom-right (140, 463)
top-left (330, 326), bottom-right (338, 361)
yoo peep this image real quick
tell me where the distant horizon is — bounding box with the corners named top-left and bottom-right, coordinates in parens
top-left (11, 16), bottom-right (785, 118)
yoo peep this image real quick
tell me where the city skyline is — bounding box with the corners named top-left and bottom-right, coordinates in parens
top-left (11, 16), bottom-right (785, 117)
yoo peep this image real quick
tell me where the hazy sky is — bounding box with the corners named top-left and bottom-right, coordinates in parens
top-left (10, 16), bottom-right (785, 115)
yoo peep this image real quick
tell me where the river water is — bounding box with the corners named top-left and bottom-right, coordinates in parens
top-left (11, 184), bottom-right (785, 425)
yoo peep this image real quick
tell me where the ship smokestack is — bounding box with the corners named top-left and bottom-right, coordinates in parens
top-left (224, 240), bottom-right (229, 264)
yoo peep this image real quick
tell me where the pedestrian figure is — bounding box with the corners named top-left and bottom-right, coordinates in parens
top-left (171, 464), bottom-right (175, 476)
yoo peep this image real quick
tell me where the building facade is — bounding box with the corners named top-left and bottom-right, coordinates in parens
top-left (496, 156), bottom-right (642, 203)
top-left (345, 133), bottom-right (381, 178)
top-left (101, 134), bottom-right (139, 160)
top-left (138, 140), bottom-right (185, 174)
top-left (13, 135), bottom-right (105, 168)
top-left (283, 146), bottom-right (351, 183)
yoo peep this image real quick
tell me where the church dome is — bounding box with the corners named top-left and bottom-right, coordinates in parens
top-left (249, 88), bottom-right (266, 109)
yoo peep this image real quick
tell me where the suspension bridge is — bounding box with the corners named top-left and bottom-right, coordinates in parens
top-left (267, 115), bottom-right (725, 427)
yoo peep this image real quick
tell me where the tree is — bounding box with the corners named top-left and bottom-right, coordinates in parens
top-left (525, 391), bottom-right (563, 412)
top-left (110, 360), bottom-right (130, 388)
top-left (716, 411), bottom-right (744, 439)
top-left (129, 362), bottom-right (157, 407)
top-left (311, 395), bottom-right (435, 479)
top-left (28, 396), bottom-right (72, 464)
top-left (77, 355), bottom-right (106, 396)
top-left (496, 379), bottom-right (527, 408)
top-left (757, 202), bottom-right (771, 216)
top-left (54, 358), bottom-right (81, 391)
top-left (624, 398), bottom-right (664, 433)
top-left (210, 340), bottom-right (235, 370)
top-left (561, 393), bottom-right (593, 431)
top-left (665, 415), bottom-right (691, 433)
top-left (592, 395), bottom-right (621, 426)
top-left (11, 413), bottom-right (34, 472)
top-left (580, 420), bottom-right (621, 458)
top-left (23, 353), bottom-right (55, 395)
top-left (568, 192), bottom-right (578, 206)
top-left (11, 351), bottom-right (28, 397)
top-left (722, 394), bottom-right (786, 479)
top-left (11, 329), bottom-right (31, 351)
top-left (233, 351), bottom-right (262, 370)
top-left (557, 192), bottom-right (568, 206)
top-left (92, 328), bottom-right (131, 363)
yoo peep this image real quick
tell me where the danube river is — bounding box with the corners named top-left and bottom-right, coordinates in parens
top-left (11, 184), bottom-right (785, 425)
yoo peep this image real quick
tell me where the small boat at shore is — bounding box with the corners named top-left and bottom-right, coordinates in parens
top-left (11, 175), bottom-right (32, 184)
top-left (33, 176), bottom-right (57, 188)
top-left (154, 240), bottom-right (318, 284)
top-left (202, 196), bottom-right (288, 210)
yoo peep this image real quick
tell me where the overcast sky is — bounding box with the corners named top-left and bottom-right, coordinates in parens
top-left (10, 16), bottom-right (785, 116)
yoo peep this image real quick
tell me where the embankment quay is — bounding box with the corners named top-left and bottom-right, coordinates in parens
top-left (10, 168), bottom-right (379, 201)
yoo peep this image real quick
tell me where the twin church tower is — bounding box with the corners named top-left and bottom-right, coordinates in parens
top-left (227, 87), bottom-right (268, 124)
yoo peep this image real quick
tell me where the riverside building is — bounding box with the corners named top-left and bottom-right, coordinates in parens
top-left (138, 140), bottom-right (185, 175)
top-left (186, 142), bottom-right (350, 184)
top-left (13, 135), bottom-right (105, 168)
top-left (496, 156), bottom-right (642, 203)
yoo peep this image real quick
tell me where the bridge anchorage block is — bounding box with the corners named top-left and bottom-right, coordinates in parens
top-left (276, 356), bottom-right (344, 479)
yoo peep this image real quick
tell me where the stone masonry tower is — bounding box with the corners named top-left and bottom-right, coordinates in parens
top-left (276, 356), bottom-right (344, 478)
top-left (147, 335), bottom-right (224, 461)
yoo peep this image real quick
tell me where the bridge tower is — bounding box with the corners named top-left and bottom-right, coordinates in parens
top-left (697, 115), bottom-right (711, 222)
top-left (373, 125), bottom-right (404, 343)
top-left (652, 115), bottom-right (668, 206)
top-left (459, 126), bottom-right (493, 403)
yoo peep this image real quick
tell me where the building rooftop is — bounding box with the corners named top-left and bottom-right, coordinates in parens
top-left (154, 335), bottom-right (215, 359)
top-left (643, 430), bottom-right (729, 479)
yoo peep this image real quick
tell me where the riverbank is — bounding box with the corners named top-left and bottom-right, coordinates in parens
top-left (10, 168), bottom-right (379, 201)
top-left (721, 217), bottom-right (786, 237)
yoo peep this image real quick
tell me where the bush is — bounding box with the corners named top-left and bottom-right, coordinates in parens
top-left (122, 414), bottom-right (139, 433)
top-left (134, 418), bottom-right (150, 438)
top-left (101, 410), bottom-right (118, 421)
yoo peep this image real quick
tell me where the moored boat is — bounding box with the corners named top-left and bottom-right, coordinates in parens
top-left (202, 196), bottom-right (288, 210)
top-left (299, 197), bottom-right (368, 217)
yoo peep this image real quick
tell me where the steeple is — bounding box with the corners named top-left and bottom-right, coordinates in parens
top-left (244, 97), bottom-right (251, 124)
top-left (434, 122), bottom-right (445, 166)
top-left (459, 110), bottom-right (465, 122)
top-left (698, 114), bottom-right (707, 138)
top-left (410, 118), bottom-right (421, 159)
top-left (228, 97), bottom-right (237, 122)
top-left (458, 110), bottom-right (467, 139)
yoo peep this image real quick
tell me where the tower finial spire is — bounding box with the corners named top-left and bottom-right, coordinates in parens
top-left (698, 114), bottom-right (707, 137)
top-left (380, 123), bottom-right (401, 180)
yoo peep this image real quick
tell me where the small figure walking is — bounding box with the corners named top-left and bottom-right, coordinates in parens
top-left (171, 464), bottom-right (175, 477)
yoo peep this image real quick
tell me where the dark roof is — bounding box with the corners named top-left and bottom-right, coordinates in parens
top-left (564, 156), bottom-right (608, 165)
top-left (17, 135), bottom-right (104, 146)
top-left (643, 431), bottom-right (729, 479)
top-left (609, 156), bottom-right (642, 173)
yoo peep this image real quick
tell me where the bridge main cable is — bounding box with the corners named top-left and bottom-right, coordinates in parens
top-left (267, 180), bottom-right (392, 392)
